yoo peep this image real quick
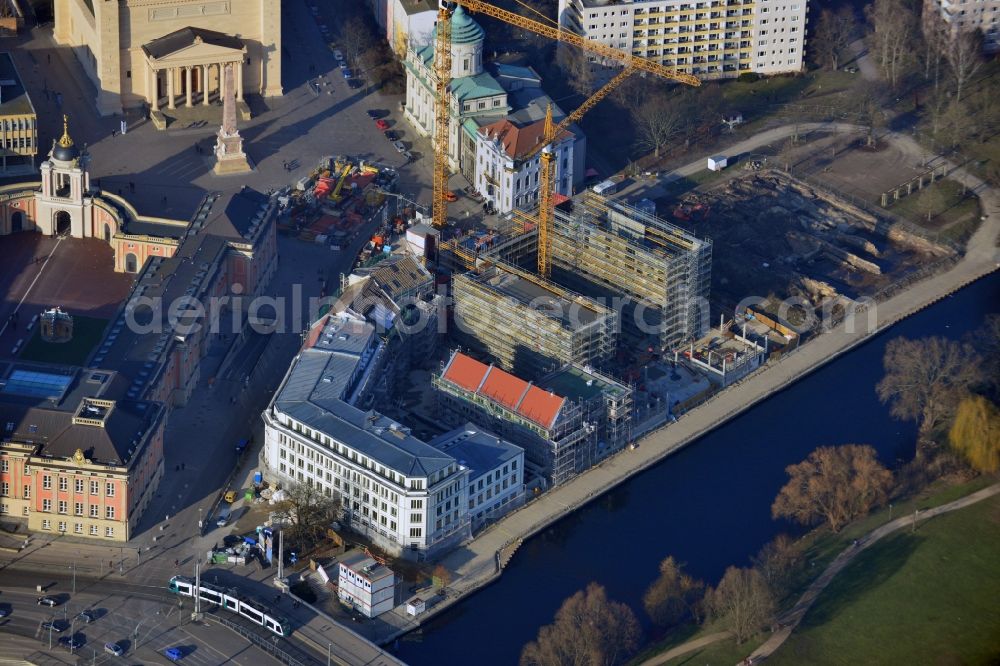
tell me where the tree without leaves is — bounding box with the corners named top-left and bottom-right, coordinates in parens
top-left (865, 0), bottom-right (918, 89)
top-left (634, 93), bottom-right (688, 159)
top-left (751, 534), bottom-right (798, 595)
top-left (946, 30), bottom-right (984, 103)
top-left (705, 567), bottom-right (776, 644)
top-left (811, 7), bottom-right (856, 71)
top-left (520, 583), bottom-right (642, 666)
top-left (920, 11), bottom-right (948, 91)
top-left (340, 16), bottom-right (376, 66)
top-left (556, 45), bottom-right (594, 97)
top-left (643, 556), bottom-right (705, 627)
top-left (272, 482), bottom-right (341, 550)
top-left (771, 444), bottom-right (893, 533)
top-left (949, 395), bottom-right (1000, 473)
top-left (876, 336), bottom-right (984, 438)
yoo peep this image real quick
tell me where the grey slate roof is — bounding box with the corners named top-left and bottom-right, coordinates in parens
top-left (428, 424), bottom-right (523, 482)
top-left (142, 27), bottom-right (245, 59)
top-left (272, 316), bottom-right (454, 478)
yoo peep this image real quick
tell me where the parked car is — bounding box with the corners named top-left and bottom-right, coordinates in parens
top-left (392, 141), bottom-right (407, 154)
top-left (104, 642), bottom-right (125, 656)
top-left (333, 49), bottom-right (344, 61)
top-left (37, 596), bottom-right (59, 607)
top-left (76, 610), bottom-right (94, 623)
top-left (342, 68), bottom-right (352, 79)
top-left (0, 607), bottom-right (10, 618)
top-left (444, 191), bottom-right (459, 202)
top-left (375, 119), bottom-right (389, 131)
top-left (383, 130), bottom-right (399, 142)
top-left (59, 635), bottom-right (84, 649)
top-left (164, 646), bottom-right (184, 661)
top-left (365, 110), bottom-right (379, 119)
top-left (42, 621), bottom-right (65, 633)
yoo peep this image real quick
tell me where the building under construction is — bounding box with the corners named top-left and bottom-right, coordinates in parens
top-left (434, 351), bottom-right (633, 487)
top-left (547, 193), bottom-right (712, 353)
top-left (452, 260), bottom-right (617, 379)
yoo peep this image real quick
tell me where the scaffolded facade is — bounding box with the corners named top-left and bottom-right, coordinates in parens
top-left (452, 260), bottom-right (617, 379)
top-left (549, 193), bottom-right (712, 352)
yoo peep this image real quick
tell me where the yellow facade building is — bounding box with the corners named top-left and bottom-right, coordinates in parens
top-left (53, 0), bottom-right (282, 116)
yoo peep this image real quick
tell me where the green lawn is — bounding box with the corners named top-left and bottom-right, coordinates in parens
top-left (884, 179), bottom-right (981, 241)
top-left (18, 315), bottom-right (108, 366)
top-left (770, 492), bottom-right (1000, 666)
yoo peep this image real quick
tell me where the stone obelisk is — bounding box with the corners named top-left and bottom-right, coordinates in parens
top-left (213, 62), bottom-right (251, 175)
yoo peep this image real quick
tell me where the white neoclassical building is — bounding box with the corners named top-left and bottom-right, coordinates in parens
top-left (475, 118), bottom-right (575, 214)
top-left (403, 6), bottom-right (509, 181)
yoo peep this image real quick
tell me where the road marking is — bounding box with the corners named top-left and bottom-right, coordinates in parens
top-left (0, 235), bottom-right (63, 339)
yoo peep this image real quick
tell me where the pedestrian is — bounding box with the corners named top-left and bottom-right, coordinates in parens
top-left (174, 559), bottom-right (179, 567)
top-left (111, 129), bottom-right (116, 138)
top-left (282, 160), bottom-right (287, 170)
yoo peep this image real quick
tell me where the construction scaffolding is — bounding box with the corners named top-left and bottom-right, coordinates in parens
top-left (548, 193), bottom-right (712, 351)
top-left (452, 260), bottom-right (618, 379)
top-left (433, 360), bottom-right (590, 487)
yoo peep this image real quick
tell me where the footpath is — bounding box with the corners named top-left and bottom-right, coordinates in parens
top-left (637, 482), bottom-right (1000, 665)
top-left (403, 121), bottom-right (1000, 640)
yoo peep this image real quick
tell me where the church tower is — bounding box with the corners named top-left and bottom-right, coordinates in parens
top-left (36, 115), bottom-right (93, 238)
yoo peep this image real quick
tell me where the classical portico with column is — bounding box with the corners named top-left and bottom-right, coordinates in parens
top-left (141, 27), bottom-right (251, 130)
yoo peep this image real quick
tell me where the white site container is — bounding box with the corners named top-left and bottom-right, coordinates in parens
top-left (707, 156), bottom-right (728, 171)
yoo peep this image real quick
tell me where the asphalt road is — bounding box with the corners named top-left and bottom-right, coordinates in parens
top-left (0, 570), bottom-right (283, 665)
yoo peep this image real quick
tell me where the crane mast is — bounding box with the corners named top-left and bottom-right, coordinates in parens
top-left (431, 0), bottom-right (701, 256)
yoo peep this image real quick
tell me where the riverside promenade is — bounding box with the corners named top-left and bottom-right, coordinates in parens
top-left (391, 121), bottom-right (1000, 641)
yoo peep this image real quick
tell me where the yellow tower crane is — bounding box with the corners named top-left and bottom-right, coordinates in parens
top-left (431, 0), bottom-right (701, 273)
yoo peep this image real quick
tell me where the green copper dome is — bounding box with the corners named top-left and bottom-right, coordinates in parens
top-left (438, 6), bottom-right (485, 45)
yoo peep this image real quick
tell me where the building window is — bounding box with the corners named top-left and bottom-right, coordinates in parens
top-left (409, 527), bottom-right (422, 538)
top-left (106, 482), bottom-right (115, 497)
top-left (90, 481), bottom-right (99, 495)
top-left (75, 502), bottom-right (83, 516)
top-left (90, 505), bottom-right (99, 518)
top-left (42, 475), bottom-right (52, 489)
top-left (42, 499), bottom-right (52, 512)
top-left (75, 479), bottom-right (84, 493)
top-left (23, 485), bottom-right (29, 499)
top-left (0, 460), bottom-right (6, 472)
top-left (0, 482), bottom-right (7, 496)
top-left (105, 526), bottom-right (114, 537)
top-left (74, 523), bottom-right (83, 534)
top-left (410, 499), bottom-right (423, 509)
top-left (90, 525), bottom-right (99, 535)
top-left (58, 500), bottom-right (67, 514)
top-left (59, 477), bottom-right (67, 491)
top-left (42, 519), bottom-right (51, 530)
top-left (58, 521), bottom-right (67, 532)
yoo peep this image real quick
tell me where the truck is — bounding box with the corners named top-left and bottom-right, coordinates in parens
top-left (215, 504), bottom-right (231, 528)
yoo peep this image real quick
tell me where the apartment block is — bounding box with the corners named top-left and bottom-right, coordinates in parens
top-left (557, 0), bottom-right (808, 80)
top-left (924, 0), bottom-right (1000, 52)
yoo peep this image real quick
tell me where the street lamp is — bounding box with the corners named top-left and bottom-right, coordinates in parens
top-left (71, 562), bottom-right (76, 595)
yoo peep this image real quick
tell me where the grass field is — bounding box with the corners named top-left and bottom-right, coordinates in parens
top-left (885, 179), bottom-right (982, 242)
top-left (770, 492), bottom-right (1000, 666)
top-left (19, 315), bottom-right (108, 366)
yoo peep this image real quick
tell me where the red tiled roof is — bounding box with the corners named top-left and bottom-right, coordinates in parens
top-left (519, 385), bottom-right (565, 429)
top-left (480, 367), bottom-right (528, 411)
top-left (478, 119), bottom-right (573, 161)
top-left (441, 352), bottom-right (491, 393)
top-left (440, 352), bottom-right (565, 429)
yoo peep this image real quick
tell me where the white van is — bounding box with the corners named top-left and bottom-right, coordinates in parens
top-left (592, 179), bottom-right (618, 196)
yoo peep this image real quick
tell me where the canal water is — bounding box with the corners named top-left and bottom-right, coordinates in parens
top-left (395, 273), bottom-right (1000, 666)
